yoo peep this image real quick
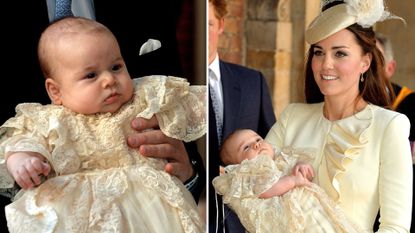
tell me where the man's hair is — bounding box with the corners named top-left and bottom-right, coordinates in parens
top-left (375, 32), bottom-right (394, 62)
top-left (209, 0), bottom-right (228, 20)
top-left (219, 129), bottom-right (251, 165)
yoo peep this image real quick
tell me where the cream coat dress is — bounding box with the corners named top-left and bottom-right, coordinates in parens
top-left (0, 76), bottom-right (206, 233)
top-left (265, 103), bottom-right (412, 233)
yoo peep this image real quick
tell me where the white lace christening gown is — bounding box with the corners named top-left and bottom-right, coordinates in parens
top-left (213, 148), bottom-right (362, 233)
top-left (0, 76), bottom-right (206, 233)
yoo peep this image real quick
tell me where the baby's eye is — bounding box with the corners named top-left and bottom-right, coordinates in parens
top-left (86, 72), bottom-right (97, 79)
top-left (112, 64), bottom-right (123, 71)
top-left (243, 145), bottom-right (251, 151)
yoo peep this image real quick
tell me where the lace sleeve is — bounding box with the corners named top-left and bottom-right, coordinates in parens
top-left (134, 76), bottom-right (206, 142)
top-left (0, 156), bottom-right (14, 189)
top-left (213, 155), bottom-right (282, 199)
top-left (0, 130), bottom-right (20, 198)
top-left (274, 147), bottom-right (316, 175)
top-left (0, 105), bottom-right (52, 189)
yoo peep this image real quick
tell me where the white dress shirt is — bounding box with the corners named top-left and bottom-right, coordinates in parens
top-left (209, 54), bottom-right (224, 127)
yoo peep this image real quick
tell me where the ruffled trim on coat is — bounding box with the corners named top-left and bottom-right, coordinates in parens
top-left (324, 104), bottom-right (373, 201)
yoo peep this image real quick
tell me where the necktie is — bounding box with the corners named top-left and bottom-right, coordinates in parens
top-left (54, 0), bottom-right (74, 21)
top-left (209, 69), bottom-right (223, 145)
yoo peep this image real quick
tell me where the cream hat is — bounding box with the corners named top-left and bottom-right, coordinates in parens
top-left (305, 0), bottom-right (404, 44)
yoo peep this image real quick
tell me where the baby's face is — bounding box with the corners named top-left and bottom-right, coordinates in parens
top-left (49, 32), bottom-right (134, 114)
top-left (230, 129), bottom-right (274, 163)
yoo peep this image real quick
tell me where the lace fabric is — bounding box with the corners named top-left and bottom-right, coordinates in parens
top-left (0, 75), bottom-right (206, 233)
top-left (213, 148), bottom-right (362, 233)
top-left (134, 76), bottom-right (206, 142)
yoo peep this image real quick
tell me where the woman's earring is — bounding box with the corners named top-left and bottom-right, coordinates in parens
top-left (360, 73), bottom-right (364, 82)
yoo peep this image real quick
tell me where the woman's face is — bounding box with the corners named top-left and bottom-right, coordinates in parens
top-left (311, 29), bottom-right (371, 100)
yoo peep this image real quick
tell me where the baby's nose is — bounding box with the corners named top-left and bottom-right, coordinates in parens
top-left (253, 141), bottom-right (261, 149)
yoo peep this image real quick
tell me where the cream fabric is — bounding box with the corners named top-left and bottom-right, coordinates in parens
top-left (213, 148), bottom-right (361, 233)
top-left (265, 103), bottom-right (412, 233)
top-left (0, 76), bottom-right (206, 233)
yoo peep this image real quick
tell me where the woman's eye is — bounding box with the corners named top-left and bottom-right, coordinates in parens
top-left (86, 72), bottom-right (97, 79)
top-left (335, 51), bottom-right (347, 58)
top-left (313, 50), bottom-right (323, 56)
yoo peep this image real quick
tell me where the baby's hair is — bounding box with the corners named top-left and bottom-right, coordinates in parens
top-left (38, 17), bottom-right (115, 80)
top-left (219, 129), bottom-right (251, 165)
top-left (219, 132), bottom-right (235, 166)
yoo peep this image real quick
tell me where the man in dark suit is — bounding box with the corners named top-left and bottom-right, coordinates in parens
top-left (0, 1), bottom-right (205, 231)
top-left (208, 0), bottom-right (276, 232)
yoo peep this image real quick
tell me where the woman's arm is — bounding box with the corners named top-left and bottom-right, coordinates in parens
top-left (377, 114), bottom-right (412, 232)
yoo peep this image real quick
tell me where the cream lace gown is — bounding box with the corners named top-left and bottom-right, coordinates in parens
top-left (0, 76), bottom-right (206, 233)
top-left (213, 148), bottom-right (362, 233)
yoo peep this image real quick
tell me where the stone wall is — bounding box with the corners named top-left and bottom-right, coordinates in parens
top-left (218, 0), bottom-right (245, 65)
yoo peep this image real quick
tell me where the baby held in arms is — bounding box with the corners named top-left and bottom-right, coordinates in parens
top-left (213, 129), bottom-right (361, 233)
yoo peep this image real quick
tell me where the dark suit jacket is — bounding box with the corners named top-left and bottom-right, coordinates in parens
top-left (1, 1), bottom-right (204, 231)
top-left (398, 93), bottom-right (415, 141)
top-left (208, 60), bottom-right (276, 233)
top-left (392, 83), bottom-right (415, 141)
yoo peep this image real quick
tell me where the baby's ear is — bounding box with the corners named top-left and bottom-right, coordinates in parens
top-left (45, 78), bottom-right (62, 104)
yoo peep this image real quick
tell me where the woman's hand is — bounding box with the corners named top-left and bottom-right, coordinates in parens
top-left (127, 116), bottom-right (194, 182)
